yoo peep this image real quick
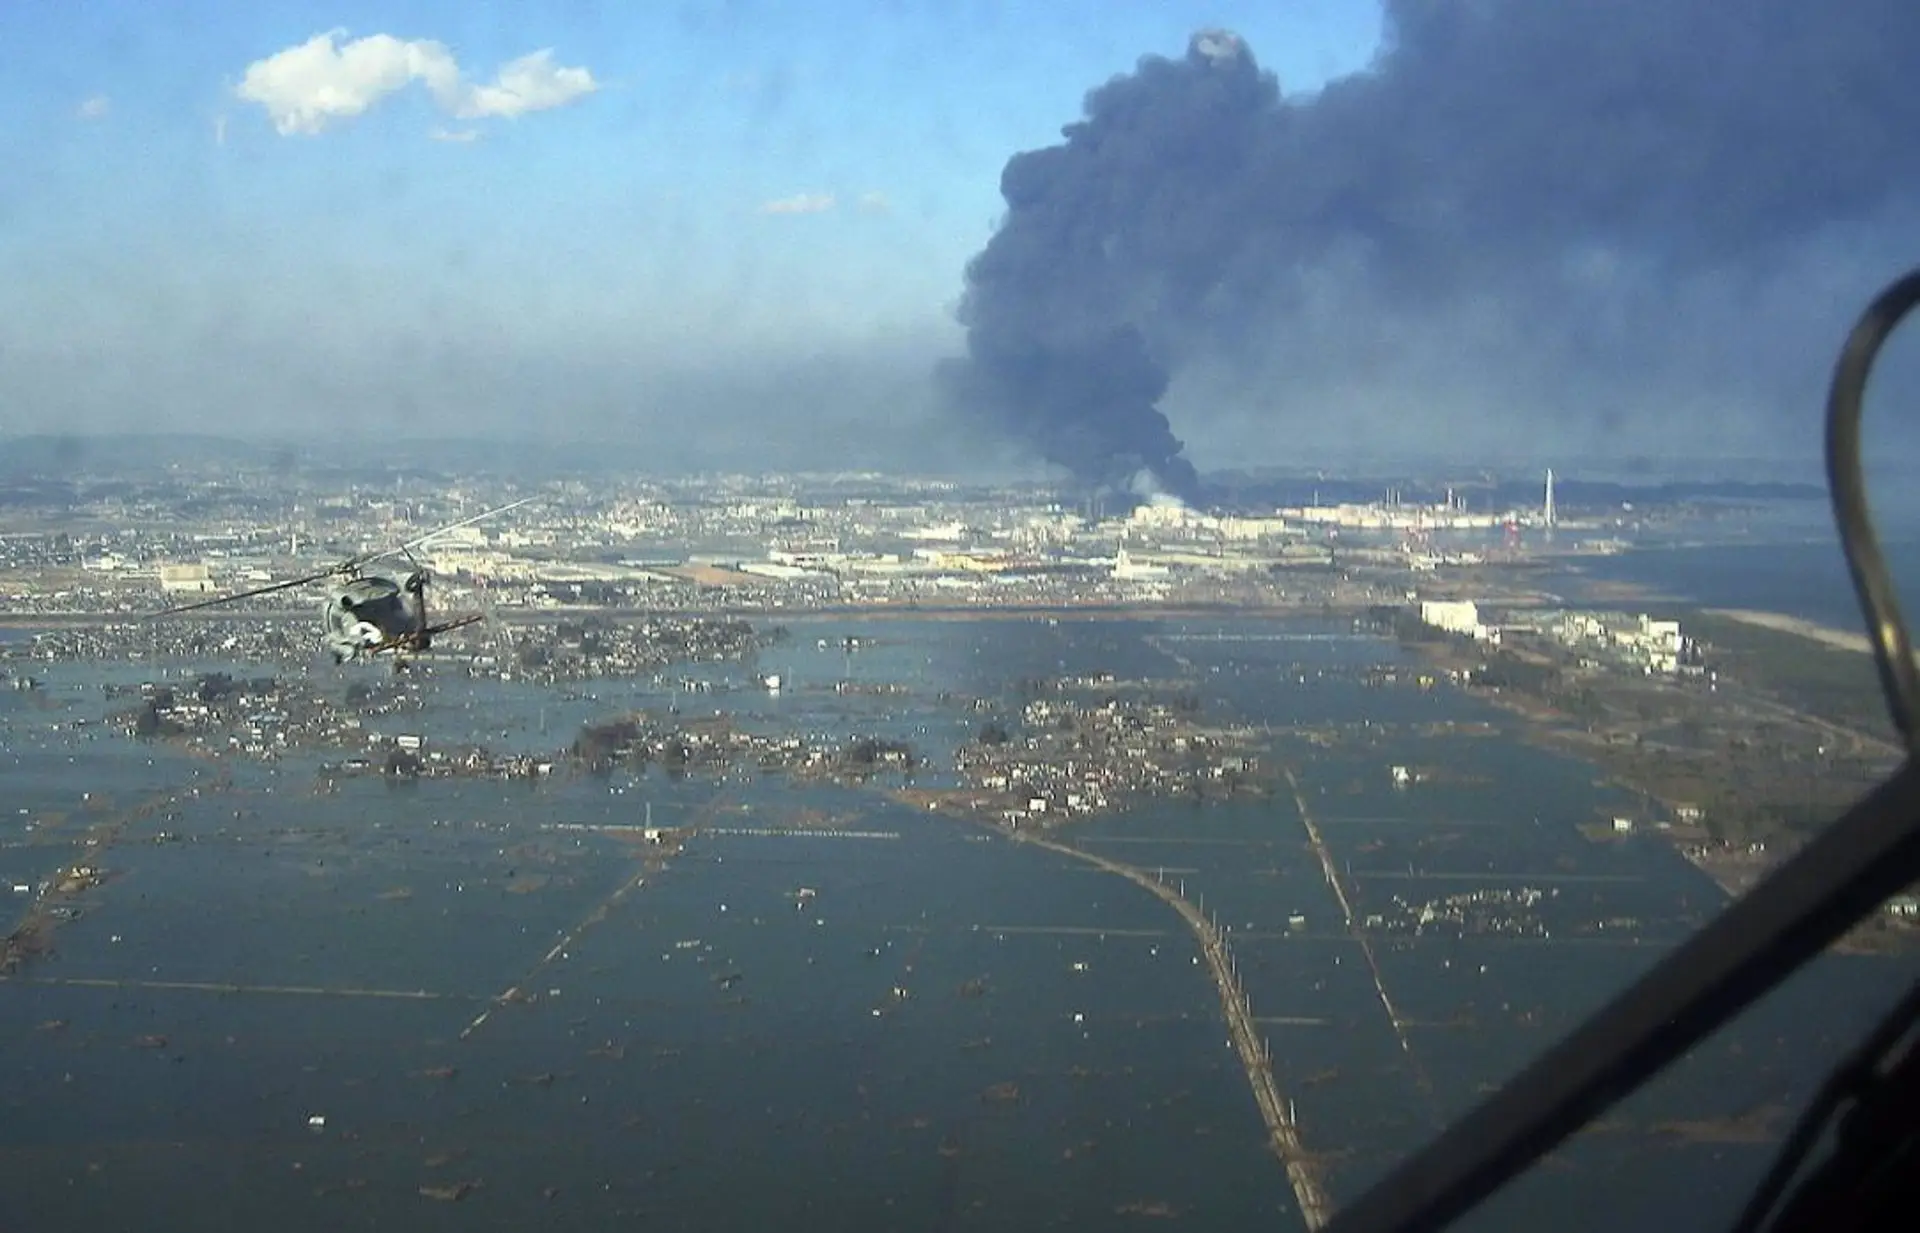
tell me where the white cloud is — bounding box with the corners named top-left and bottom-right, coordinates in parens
top-left (858, 191), bottom-right (890, 214)
top-left (235, 30), bottom-right (596, 136)
top-left (760, 192), bottom-right (836, 215)
top-left (77, 95), bottom-right (110, 120)
top-left (429, 127), bottom-right (482, 143)
top-left (236, 31), bottom-right (455, 135)
top-left (451, 50), bottom-right (596, 120)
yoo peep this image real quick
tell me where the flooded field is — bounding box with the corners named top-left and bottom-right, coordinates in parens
top-left (1, 615), bottom-right (1908, 1232)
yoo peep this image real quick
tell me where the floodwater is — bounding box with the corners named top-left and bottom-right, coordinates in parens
top-left (0, 615), bottom-right (1909, 1232)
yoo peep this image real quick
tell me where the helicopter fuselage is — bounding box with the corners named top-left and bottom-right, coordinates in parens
top-left (323, 572), bottom-right (429, 663)
top-left (148, 497), bottom-right (529, 665)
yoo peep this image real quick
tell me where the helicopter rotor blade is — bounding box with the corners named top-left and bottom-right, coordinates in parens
top-left (147, 499), bottom-right (533, 621)
top-left (352, 497), bottom-right (538, 572)
top-left (475, 573), bottom-right (515, 662)
top-left (403, 497), bottom-right (536, 552)
top-left (147, 564), bottom-right (350, 618)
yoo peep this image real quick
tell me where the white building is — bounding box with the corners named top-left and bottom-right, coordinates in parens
top-left (1113, 549), bottom-right (1171, 580)
top-left (1555, 610), bottom-right (1687, 673)
top-left (1419, 600), bottom-right (1482, 637)
top-left (1638, 616), bottom-right (1683, 655)
top-left (157, 563), bottom-right (215, 595)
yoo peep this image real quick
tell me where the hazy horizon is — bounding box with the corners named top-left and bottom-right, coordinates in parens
top-left (0, 427), bottom-right (1855, 495)
top-left (6, 2), bottom-right (1920, 478)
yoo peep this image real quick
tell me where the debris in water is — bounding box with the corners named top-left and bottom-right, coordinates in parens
top-left (419, 1180), bottom-right (480, 1202)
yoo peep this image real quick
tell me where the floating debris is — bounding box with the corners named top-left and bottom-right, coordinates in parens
top-left (419, 1181), bottom-right (480, 1202)
top-left (1651, 1104), bottom-right (1787, 1144)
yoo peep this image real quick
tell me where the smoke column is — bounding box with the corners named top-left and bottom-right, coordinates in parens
top-left (940, 30), bottom-right (1266, 501)
top-left (942, 2), bottom-right (1920, 481)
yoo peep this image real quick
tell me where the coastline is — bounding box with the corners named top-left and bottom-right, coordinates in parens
top-left (1533, 557), bottom-right (1862, 650)
top-left (1702, 607), bottom-right (1872, 655)
top-left (1394, 619), bottom-right (1910, 952)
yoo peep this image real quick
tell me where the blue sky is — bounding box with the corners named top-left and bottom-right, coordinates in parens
top-left (17, 2), bottom-right (1909, 478)
top-left (0, 1), bottom-right (1383, 458)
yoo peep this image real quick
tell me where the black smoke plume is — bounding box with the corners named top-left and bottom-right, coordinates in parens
top-left (943, 3), bottom-right (1920, 482)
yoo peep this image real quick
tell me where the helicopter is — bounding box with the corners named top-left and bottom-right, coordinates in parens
top-left (148, 498), bottom-right (534, 666)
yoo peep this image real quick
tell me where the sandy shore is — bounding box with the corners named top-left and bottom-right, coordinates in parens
top-left (1703, 608), bottom-right (1872, 654)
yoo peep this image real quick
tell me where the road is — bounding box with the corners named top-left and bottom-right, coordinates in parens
top-left (1009, 829), bottom-right (1335, 1231)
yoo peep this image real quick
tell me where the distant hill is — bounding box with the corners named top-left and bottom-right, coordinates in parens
top-left (0, 433), bottom-right (659, 480)
top-left (1, 434), bottom-right (289, 475)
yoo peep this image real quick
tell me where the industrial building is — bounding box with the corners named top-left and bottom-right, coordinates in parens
top-left (1553, 611), bottom-right (1691, 674)
top-left (156, 564), bottom-right (215, 595)
top-left (1419, 599), bottom-right (1494, 640)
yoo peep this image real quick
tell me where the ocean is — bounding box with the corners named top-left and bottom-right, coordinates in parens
top-left (1563, 535), bottom-right (1920, 633)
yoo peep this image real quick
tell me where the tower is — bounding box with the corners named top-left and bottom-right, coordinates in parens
top-left (1544, 468), bottom-right (1556, 530)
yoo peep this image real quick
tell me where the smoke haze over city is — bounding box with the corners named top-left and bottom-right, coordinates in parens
top-left (944, 1), bottom-right (1920, 487)
top-left (5, 2), bottom-right (1920, 477)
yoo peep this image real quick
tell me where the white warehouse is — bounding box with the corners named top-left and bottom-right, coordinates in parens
top-left (1419, 599), bottom-right (1483, 637)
